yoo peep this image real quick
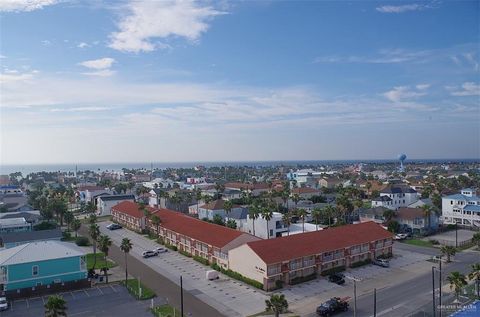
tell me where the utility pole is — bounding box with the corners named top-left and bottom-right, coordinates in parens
top-left (180, 275), bottom-right (184, 317)
top-left (373, 288), bottom-right (377, 317)
top-left (439, 257), bottom-right (442, 317)
top-left (345, 275), bottom-right (360, 317)
top-left (432, 266), bottom-right (436, 317)
top-left (455, 222), bottom-right (458, 248)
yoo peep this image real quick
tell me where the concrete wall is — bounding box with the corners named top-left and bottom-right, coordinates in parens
top-left (228, 244), bottom-right (266, 285)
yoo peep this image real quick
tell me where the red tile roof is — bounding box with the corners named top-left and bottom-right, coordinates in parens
top-left (112, 201), bottom-right (155, 219)
top-left (246, 222), bottom-right (394, 264)
top-left (292, 187), bottom-right (320, 194)
top-left (153, 208), bottom-right (246, 248)
top-left (199, 199), bottom-right (240, 210)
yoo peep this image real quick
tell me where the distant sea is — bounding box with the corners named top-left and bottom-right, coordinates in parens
top-left (1, 159), bottom-right (479, 175)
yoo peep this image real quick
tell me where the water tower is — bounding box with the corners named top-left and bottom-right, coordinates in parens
top-left (398, 154), bottom-right (407, 172)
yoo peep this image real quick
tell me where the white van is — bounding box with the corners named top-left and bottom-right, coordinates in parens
top-left (0, 297), bottom-right (8, 311)
top-left (206, 270), bottom-right (219, 280)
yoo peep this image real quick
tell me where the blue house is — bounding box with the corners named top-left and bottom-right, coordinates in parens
top-left (0, 241), bottom-right (87, 292)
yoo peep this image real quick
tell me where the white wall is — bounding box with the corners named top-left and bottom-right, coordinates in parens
top-left (228, 244), bottom-right (266, 285)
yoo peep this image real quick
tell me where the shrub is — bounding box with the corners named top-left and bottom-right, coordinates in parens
top-left (320, 266), bottom-right (346, 276)
top-left (429, 239), bottom-right (440, 245)
top-left (165, 243), bottom-right (177, 251)
top-left (157, 237), bottom-right (165, 245)
top-left (210, 263), bottom-right (263, 289)
top-left (193, 255), bottom-right (209, 266)
top-left (350, 259), bottom-right (371, 268)
top-left (290, 273), bottom-right (317, 285)
top-left (75, 236), bottom-right (90, 246)
top-left (179, 250), bottom-right (192, 257)
top-left (274, 280), bottom-right (284, 290)
top-left (377, 253), bottom-right (393, 259)
top-left (34, 221), bottom-right (57, 231)
top-left (447, 224), bottom-right (456, 230)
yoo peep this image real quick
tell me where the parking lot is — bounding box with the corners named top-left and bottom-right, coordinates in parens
top-left (0, 284), bottom-right (155, 317)
top-left (426, 229), bottom-right (476, 246)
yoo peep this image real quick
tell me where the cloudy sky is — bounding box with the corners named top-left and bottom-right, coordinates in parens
top-left (1, 0), bottom-right (479, 165)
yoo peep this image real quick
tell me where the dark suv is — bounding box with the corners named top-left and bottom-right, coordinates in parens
top-left (328, 273), bottom-right (345, 285)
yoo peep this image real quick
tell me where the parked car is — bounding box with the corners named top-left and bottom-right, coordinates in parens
top-left (395, 233), bottom-right (408, 240)
top-left (142, 250), bottom-right (158, 258)
top-left (372, 258), bottom-right (390, 268)
top-left (155, 247), bottom-right (168, 254)
top-left (328, 273), bottom-right (345, 285)
top-left (106, 223), bottom-right (122, 230)
top-left (316, 297), bottom-right (349, 316)
top-left (206, 270), bottom-right (219, 280)
top-left (0, 297), bottom-right (7, 311)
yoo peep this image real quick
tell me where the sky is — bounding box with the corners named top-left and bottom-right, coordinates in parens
top-left (0, 0), bottom-right (479, 165)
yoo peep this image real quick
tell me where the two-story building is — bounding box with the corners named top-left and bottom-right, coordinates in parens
top-left (371, 185), bottom-right (419, 210)
top-left (0, 218), bottom-right (31, 233)
top-left (197, 199), bottom-right (243, 221)
top-left (111, 201), bottom-right (155, 232)
top-left (0, 241), bottom-right (88, 297)
top-left (441, 188), bottom-right (480, 227)
top-left (96, 194), bottom-right (135, 217)
top-left (228, 222), bottom-right (393, 290)
top-left (396, 207), bottom-right (439, 233)
top-left (148, 208), bottom-right (260, 269)
top-left (244, 211), bottom-right (288, 239)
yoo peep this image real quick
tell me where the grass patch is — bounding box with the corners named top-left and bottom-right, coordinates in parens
top-left (151, 304), bottom-right (181, 317)
top-left (86, 252), bottom-right (116, 270)
top-left (247, 311), bottom-right (297, 317)
top-left (122, 279), bottom-right (156, 300)
top-left (402, 239), bottom-right (434, 248)
top-left (210, 263), bottom-right (263, 290)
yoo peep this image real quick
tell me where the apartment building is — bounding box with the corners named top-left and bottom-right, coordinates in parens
top-left (111, 201), bottom-right (155, 232)
top-left (442, 188), bottom-right (480, 227)
top-left (228, 222), bottom-right (393, 290)
top-left (372, 185), bottom-right (418, 210)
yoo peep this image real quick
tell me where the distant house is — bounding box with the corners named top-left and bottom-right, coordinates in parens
top-left (318, 177), bottom-right (344, 189)
top-left (197, 199), bottom-right (243, 221)
top-left (0, 241), bottom-right (87, 295)
top-left (224, 182), bottom-right (270, 196)
top-left (111, 201), bottom-right (155, 232)
top-left (358, 207), bottom-right (390, 224)
top-left (0, 192), bottom-right (31, 213)
top-left (0, 217), bottom-right (31, 233)
top-left (0, 228), bottom-right (62, 249)
top-left (441, 188), bottom-right (480, 227)
top-left (396, 207), bottom-right (439, 232)
top-left (96, 194), bottom-right (135, 217)
top-left (371, 185), bottom-right (419, 210)
top-left (291, 187), bottom-right (322, 199)
top-left (76, 186), bottom-right (112, 203)
top-left (0, 211), bottom-right (42, 226)
top-left (225, 208), bottom-right (248, 231)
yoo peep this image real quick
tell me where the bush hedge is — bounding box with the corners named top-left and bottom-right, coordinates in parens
top-left (320, 265), bottom-right (346, 276)
top-left (157, 237), bottom-right (165, 245)
top-left (210, 263), bottom-right (263, 290)
top-left (179, 250), bottom-right (192, 257)
top-left (165, 243), bottom-right (178, 251)
top-left (350, 259), bottom-right (371, 268)
top-left (290, 273), bottom-right (317, 285)
top-left (34, 221), bottom-right (57, 231)
top-left (75, 236), bottom-right (90, 246)
top-left (193, 256), bottom-right (209, 266)
top-left (377, 253), bottom-right (393, 259)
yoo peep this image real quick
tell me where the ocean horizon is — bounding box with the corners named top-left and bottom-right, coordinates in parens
top-left (1, 158), bottom-right (479, 175)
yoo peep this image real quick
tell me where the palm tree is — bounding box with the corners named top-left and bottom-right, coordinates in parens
top-left (265, 294), bottom-right (289, 317)
top-left (120, 238), bottom-right (133, 285)
top-left (447, 271), bottom-right (467, 303)
top-left (383, 209), bottom-right (395, 223)
top-left (98, 235), bottom-right (112, 283)
top-left (71, 219), bottom-right (81, 238)
top-left (281, 190), bottom-right (290, 209)
top-left (248, 202), bottom-right (260, 236)
top-left (311, 208), bottom-right (322, 231)
top-left (282, 212), bottom-right (291, 236)
top-left (297, 208), bottom-right (307, 233)
top-left (224, 200), bottom-right (233, 217)
top-left (88, 213), bottom-right (97, 225)
top-left (262, 204), bottom-right (274, 239)
top-left (291, 194), bottom-right (301, 209)
top-left (89, 223), bottom-right (100, 270)
top-left (63, 211), bottom-right (74, 232)
top-left (421, 205), bottom-right (433, 229)
top-left (441, 245), bottom-right (457, 263)
top-left (323, 205), bottom-right (336, 227)
top-left (151, 214), bottom-right (161, 236)
top-left (44, 295), bottom-right (67, 317)
top-left (468, 263), bottom-right (480, 298)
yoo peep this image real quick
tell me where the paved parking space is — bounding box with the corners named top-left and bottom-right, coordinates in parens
top-left (0, 284), bottom-right (155, 317)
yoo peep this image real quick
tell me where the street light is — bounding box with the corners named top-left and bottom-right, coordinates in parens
top-left (432, 266), bottom-right (436, 317)
top-left (344, 275), bottom-right (361, 317)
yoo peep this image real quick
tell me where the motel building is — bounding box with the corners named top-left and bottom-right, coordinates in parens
top-left (111, 201), bottom-right (156, 233)
top-left (228, 221), bottom-right (393, 291)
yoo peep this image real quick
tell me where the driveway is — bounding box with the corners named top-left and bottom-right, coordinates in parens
top-left (0, 284), bottom-right (154, 317)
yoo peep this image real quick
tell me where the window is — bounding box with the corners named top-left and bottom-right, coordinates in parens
top-left (269, 229), bottom-right (273, 237)
top-left (32, 265), bottom-right (39, 276)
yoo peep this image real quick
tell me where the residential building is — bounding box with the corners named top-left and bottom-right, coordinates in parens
top-left (441, 188), bottom-right (480, 227)
top-left (197, 199), bottom-right (243, 221)
top-left (358, 207), bottom-right (390, 224)
top-left (318, 177), bottom-right (345, 189)
top-left (0, 229), bottom-right (62, 249)
top-left (0, 218), bottom-right (31, 233)
top-left (371, 185), bottom-right (418, 210)
top-left (0, 241), bottom-right (87, 294)
top-left (224, 182), bottom-right (270, 196)
top-left (228, 222), bottom-right (393, 290)
top-left (396, 207), bottom-right (439, 232)
top-left (225, 208), bottom-right (248, 231)
top-left (96, 194), bottom-right (135, 216)
top-left (245, 211), bottom-right (288, 239)
top-left (291, 187), bottom-right (322, 199)
top-left (0, 211), bottom-right (42, 226)
top-left (148, 208), bottom-right (260, 269)
top-left (76, 186), bottom-right (112, 203)
top-left (111, 201), bottom-right (154, 232)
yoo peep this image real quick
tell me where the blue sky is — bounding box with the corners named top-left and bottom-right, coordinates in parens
top-left (1, 0), bottom-right (479, 164)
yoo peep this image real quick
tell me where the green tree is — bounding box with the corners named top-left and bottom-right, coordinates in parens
top-left (44, 295), bottom-right (67, 317)
top-left (151, 214), bottom-right (161, 236)
top-left (297, 208), bottom-right (307, 233)
top-left (383, 209), bottom-right (395, 222)
top-left (468, 263), bottom-right (480, 298)
top-left (441, 245), bottom-right (457, 263)
top-left (85, 201), bottom-right (96, 214)
top-left (323, 205), bottom-right (336, 227)
top-left (421, 205), bottom-right (434, 229)
top-left (89, 223), bottom-right (100, 270)
top-left (226, 219), bottom-right (237, 229)
top-left (265, 294), bottom-right (289, 317)
top-left (387, 220), bottom-right (400, 233)
top-left (447, 271), bottom-right (467, 303)
top-left (291, 194), bottom-right (301, 209)
top-left (282, 212), bottom-right (291, 236)
top-left (71, 219), bottom-right (81, 238)
top-left (98, 234), bottom-right (112, 283)
top-left (262, 203), bottom-right (274, 239)
top-left (224, 200), bottom-right (233, 216)
top-left (120, 238), bottom-right (133, 285)
top-left (212, 214), bottom-right (225, 226)
top-left (88, 213), bottom-right (97, 225)
top-left (311, 208), bottom-right (322, 231)
top-left (63, 211), bottom-right (74, 232)
top-left (248, 201), bottom-right (261, 236)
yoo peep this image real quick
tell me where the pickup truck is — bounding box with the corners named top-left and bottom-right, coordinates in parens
top-left (316, 297), bottom-right (349, 316)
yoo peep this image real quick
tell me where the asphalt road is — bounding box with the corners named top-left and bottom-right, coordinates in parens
top-left (79, 225), bottom-right (225, 317)
top-left (336, 245), bottom-right (479, 317)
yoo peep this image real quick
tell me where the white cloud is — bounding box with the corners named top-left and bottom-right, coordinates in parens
top-left (376, 2), bottom-right (437, 14)
top-left (0, 0), bottom-right (58, 12)
top-left (108, 0), bottom-right (224, 53)
top-left (0, 70), bottom-right (36, 83)
top-left (314, 48), bottom-right (430, 64)
top-left (81, 70), bottom-right (116, 77)
top-left (79, 58), bottom-right (115, 70)
top-left (41, 40), bottom-right (52, 46)
top-left (449, 82), bottom-right (480, 96)
top-left (77, 42), bottom-right (89, 48)
top-left (383, 85), bottom-right (428, 102)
